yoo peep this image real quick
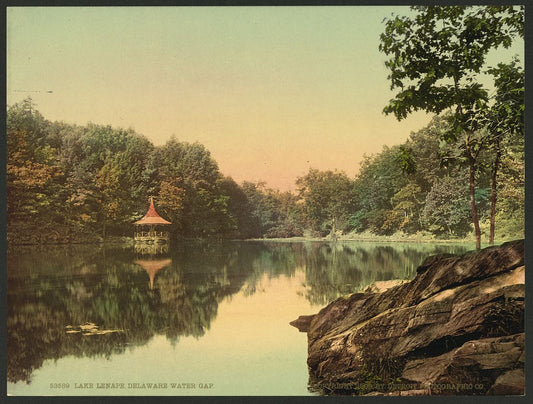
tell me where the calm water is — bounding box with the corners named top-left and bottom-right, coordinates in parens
top-left (7, 240), bottom-right (472, 396)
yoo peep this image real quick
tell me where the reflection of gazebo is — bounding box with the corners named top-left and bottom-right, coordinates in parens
top-left (134, 243), bottom-right (169, 255)
top-left (134, 258), bottom-right (172, 290)
top-left (134, 197), bottom-right (171, 243)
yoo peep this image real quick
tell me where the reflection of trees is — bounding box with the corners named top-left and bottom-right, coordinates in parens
top-left (7, 245), bottom-right (129, 384)
top-left (7, 241), bottom-right (304, 383)
top-left (7, 243), bottom-right (246, 384)
top-left (297, 242), bottom-right (469, 305)
top-left (7, 241), bottom-right (469, 383)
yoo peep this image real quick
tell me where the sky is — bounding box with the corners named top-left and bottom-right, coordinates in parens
top-left (6, 6), bottom-right (524, 191)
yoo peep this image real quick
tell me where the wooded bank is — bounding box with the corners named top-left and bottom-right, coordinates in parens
top-left (7, 101), bottom-right (523, 246)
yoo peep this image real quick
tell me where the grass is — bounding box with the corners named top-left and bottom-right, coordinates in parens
top-left (247, 230), bottom-right (520, 246)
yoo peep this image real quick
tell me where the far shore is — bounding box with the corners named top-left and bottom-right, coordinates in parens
top-left (243, 233), bottom-right (505, 246)
top-left (8, 232), bottom-right (517, 248)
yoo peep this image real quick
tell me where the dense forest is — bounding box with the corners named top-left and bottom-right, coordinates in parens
top-left (7, 98), bottom-right (305, 243)
top-left (6, 6), bottom-right (524, 246)
top-left (6, 97), bottom-right (523, 245)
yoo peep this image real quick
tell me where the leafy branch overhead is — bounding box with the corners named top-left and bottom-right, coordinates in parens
top-left (380, 6), bottom-right (523, 121)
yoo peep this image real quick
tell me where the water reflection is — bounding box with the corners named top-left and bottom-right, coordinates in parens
top-left (134, 242), bottom-right (169, 255)
top-left (134, 258), bottom-right (172, 290)
top-left (299, 242), bottom-right (469, 305)
top-left (7, 241), bottom-right (469, 385)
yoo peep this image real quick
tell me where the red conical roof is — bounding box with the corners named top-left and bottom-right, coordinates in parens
top-left (134, 197), bottom-right (172, 225)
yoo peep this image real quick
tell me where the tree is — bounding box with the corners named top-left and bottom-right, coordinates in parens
top-left (219, 177), bottom-right (255, 238)
top-left (267, 190), bottom-right (304, 238)
top-left (380, 5), bottom-right (523, 249)
top-left (61, 124), bottom-right (153, 238)
top-left (296, 169), bottom-right (355, 238)
top-left (352, 146), bottom-right (408, 235)
top-left (492, 147), bottom-right (524, 240)
top-left (10, 101), bottom-right (306, 242)
top-left (385, 183), bottom-right (425, 234)
top-left (147, 138), bottom-right (233, 237)
top-left (421, 174), bottom-right (472, 238)
top-left (485, 58), bottom-right (524, 244)
top-left (402, 116), bottom-right (449, 194)
top-left (6, 99), bottom-right (63, 241)
top-left (240, 181), bottom-right (281, 237)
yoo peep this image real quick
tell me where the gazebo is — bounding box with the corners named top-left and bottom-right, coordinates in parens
top-left (134, 197), bottom-right (171, 243)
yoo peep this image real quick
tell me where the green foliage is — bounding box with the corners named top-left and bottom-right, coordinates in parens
top-left (421, 174), bottom-right (472, 237)
top-left (6, 94), bottom-right (524, 243)
top-left (218, 177), bottom-right (257, 239)
top-left (352, 146), bottom-right (408, 235)
top-left (6, 100), bottom-right (304, 242)
top-left (380, 6), bottom-right (522, 120)
top-left (490, 149), bottom-right (524, 240)
top-left (379, 5), bottom-right (523, 248)
top-left (386, 183), bottom-right (425, 234)
top-left (296, 169), bottom-right (355, 237)
top-left (240, 181), bottom-right (303, 239)
top-left (484, 58), bottom-right (524, 243)
top-left (486, 57), bottom-right (524, 140)
top-left (144, 138), bottom-right (236, 237)
top-left (348, 211), bottom-right (366, 233)
top-left (348, 113), bottom-right (520, 240)
top-left (397, 146), bottom-right (416, 174)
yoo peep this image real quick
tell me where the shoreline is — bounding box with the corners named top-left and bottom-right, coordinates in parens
top-left (243, 235), bottom-right (501, 246)
top-left (7, 233), bottom-right (515, 248)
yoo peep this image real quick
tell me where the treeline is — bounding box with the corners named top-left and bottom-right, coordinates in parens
top-left (6, 99), bottom-right (303, 243)
top-left (296, 114), bottom-right (523, 241)
top-left (7, 99), bottom-right (523, 245)
top-left (347, 115), bottom-right (523, 240)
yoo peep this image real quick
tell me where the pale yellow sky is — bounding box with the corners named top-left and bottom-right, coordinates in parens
top-left (7, 7), bottom-right (523, 191)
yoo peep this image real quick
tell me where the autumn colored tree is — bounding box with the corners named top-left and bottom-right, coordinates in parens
top-left (6, 95), bottom-right (523, 244)
top-left (147, 138), bottom-right (233, 237)
top-left (6, 99), bottom-right (63, 241)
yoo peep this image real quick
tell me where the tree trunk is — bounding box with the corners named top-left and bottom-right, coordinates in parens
top-left (331, 217), bottom-right (338, 241)
top-left (489, 148), bottom-right (502, 245)
top-left (469, 159), bottom-right (481, 250)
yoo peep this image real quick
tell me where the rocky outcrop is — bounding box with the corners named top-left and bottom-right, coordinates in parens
top-left (292, 240), bottom-right (524, 395)
top-left (363, 279), bottom-right (408, 294)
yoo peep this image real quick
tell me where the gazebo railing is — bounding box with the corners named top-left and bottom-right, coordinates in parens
top-left (134, 231), bottom-right (170, 240)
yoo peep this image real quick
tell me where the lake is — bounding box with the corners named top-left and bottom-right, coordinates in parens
top-left (7, 240), bottom-right (473, 396)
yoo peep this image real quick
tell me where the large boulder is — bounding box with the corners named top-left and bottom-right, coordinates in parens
top-left (293, 240), bottom-right (524, 395)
